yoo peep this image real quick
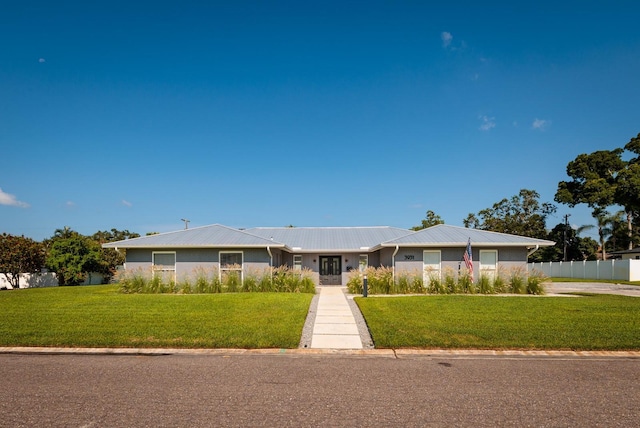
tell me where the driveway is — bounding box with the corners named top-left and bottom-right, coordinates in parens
top-left (546, 281), bottom-right (640, 297)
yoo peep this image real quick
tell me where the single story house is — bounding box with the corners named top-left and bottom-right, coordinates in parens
top-left (608, 248), bottom-right (640, 260)
top-left (103, 224), bottom-right (554, 286)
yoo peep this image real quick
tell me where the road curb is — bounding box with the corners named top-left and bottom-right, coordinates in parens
top-left (1, 346), bottom-right (639, 358)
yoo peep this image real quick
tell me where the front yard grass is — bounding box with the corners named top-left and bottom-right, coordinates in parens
top-left (355, 294), bottom-right (640, 350)
top-left (0, 285), bottom-right (312, 349)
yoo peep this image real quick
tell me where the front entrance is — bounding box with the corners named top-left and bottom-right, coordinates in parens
top-left (319, 256), bottom-right (342, 285)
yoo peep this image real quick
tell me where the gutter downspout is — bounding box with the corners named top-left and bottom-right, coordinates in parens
top-left (266, 246), bottom-right (273, 281)
top-left (392, 245), bottom-right (399, 283)
top-left (527, 245), bottom-right (539, 258)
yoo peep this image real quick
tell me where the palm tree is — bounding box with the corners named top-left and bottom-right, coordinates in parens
top-left (592, 209), bottom-right (622, 260)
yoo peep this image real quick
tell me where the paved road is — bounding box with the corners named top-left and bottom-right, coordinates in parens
top-left (1, 353), bottom-right (638, 427)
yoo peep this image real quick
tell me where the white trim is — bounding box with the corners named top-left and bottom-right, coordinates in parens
top-left (359, 254), bottom-right (368, 272)
top-left (219, 250), bottom-right (244, 282)
top-left (423, 250), bottom-right (441, 284)
top-left (152, 251), bottom-right (176, 281)
top-left (479, 250), bottom-right (498, 279)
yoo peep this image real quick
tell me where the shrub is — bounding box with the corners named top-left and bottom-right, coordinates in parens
top-left (459, 272), bottom-right (476, 294)
top-left (477, 274), bottom-right (494, 294)
top-left (527, 269), bottom-right (547, 295)
top-left (117, 265), bottom-right (314, 294)
top-left (346, 270), bottom-right (363, 294)
top-left (509, 268), bottom-right (527, 294)
top-left (344, 265), bottom-right (546, 296)
top-left (492, 270), bottom-right (508, 294)
top-left (443, 268), bottom-right (459, 294)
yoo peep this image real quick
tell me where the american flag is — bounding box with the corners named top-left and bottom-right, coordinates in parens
top-left (463, 238), bottom-right (473, 281)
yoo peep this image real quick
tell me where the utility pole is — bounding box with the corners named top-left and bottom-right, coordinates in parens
top-left (563, 214), bottom-right (570, 261)
top-left (181, 218), bottom-right (190, 230)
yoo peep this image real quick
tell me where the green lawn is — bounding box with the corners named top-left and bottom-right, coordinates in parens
top-left (0, 285), bottom-right (313, 349)
top-left (355, 294), bottom-right (640, 350)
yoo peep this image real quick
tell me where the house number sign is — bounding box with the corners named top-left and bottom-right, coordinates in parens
top-left (404, 255), bottom-right (415, 260)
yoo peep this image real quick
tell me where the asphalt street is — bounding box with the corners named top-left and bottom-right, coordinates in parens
top-left (1, 352), bottom-right (638, 427)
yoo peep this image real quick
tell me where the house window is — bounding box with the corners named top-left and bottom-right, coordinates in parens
top-left (153, 252), bottom-right (176, 281)
top-left (423, 250), bottom-right (441, 284)
top-left (293, 255), bottom-right (302, 271)
top-left (479, 250), bottom-right (498, 280)
top-left (359, 255), bottom-right (368, 272)
top-left (220, 251), bottom-right (243, 282)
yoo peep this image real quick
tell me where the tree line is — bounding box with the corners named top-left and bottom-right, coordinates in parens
top-left (0, 228), bottom-right (139, 289)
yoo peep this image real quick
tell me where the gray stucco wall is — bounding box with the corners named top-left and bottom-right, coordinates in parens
top-left (394, 247), bottom-right (529, 277)
top-left (124, 248), bottom-right (272, 281)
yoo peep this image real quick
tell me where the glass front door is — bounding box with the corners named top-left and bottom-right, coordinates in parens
top-left (319, 256), bottom-right (342, 285)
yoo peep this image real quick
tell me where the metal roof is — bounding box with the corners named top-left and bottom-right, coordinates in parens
top-left (102, 223), bottom-right (554, 250)
top-left (246, 226), bottom-right (412, 252)
top-left (102, 224), bottom-right (287, 249)
top-left (382, 224), bottom-right (555, 247)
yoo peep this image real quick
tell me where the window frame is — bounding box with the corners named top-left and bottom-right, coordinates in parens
top-left (152, 251), bottom-right (176, 282)
top-left (479, 250), bottom-right (498, 279)
top-left (293, 255), bottom-right (303, 271)
top-left (423, 250), bottom-right (441, 284)
top-left (219, 251), bottom-right (244, 282)
top-left (359, 254), bottom-right (369, 272)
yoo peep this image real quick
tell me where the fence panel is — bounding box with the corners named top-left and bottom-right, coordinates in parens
top-left (529, 260), bottom-right (638, 281)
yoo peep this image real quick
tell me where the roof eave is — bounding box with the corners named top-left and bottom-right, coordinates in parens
top-left (380, 242), bottom-right (555, 248)
top-left (102, 243), bottom-right (288, 249)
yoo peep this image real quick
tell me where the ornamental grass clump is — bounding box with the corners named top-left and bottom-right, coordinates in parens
top-left (527, 270), bottom-right (547, 295)
top-left (509, 268), bottom-right (527, 294)
top-left (117, 265), bottom-right (314, 294)
top-left (346, 270), bottom-right (364, 294)
top-left (477, 274), bottom-right (495, 294)
top-left (492, 270), bottom-right (509, 293)
top-left (346, 266), bottom-right (545, 296)
top-left (458, 272), bottom-right (476, 294)
top-left (426, 276), bottom-right (446, 295)
top-left (395, 270), bottom-right (424, 294)
top-left (443, 268), bottom-right (459, 294)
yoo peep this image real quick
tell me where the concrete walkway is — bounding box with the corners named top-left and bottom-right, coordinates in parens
top-left (310, 287), bottom-right (363, 349)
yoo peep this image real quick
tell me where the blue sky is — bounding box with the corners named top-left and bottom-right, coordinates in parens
top-left (1, 1), bottom-right (639, 241)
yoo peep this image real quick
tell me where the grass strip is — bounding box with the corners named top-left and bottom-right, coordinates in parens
top-left (355, 294), bottom-right (640, 350)
top-left (0, 285), bottom-right (312, 349)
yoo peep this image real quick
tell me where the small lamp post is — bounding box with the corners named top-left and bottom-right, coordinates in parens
top-left (363, 274), bottom-right (368, 297)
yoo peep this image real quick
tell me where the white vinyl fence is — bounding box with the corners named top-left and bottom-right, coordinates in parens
top-left (529, 260), bottom-right (640, 281)
top-left (0, 272), bottom-right (107, 289)
top-left (0, 272), bottom-right (59, 289)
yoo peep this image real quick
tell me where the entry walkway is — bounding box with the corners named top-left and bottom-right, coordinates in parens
top-left (310, 287), bottom-right (363, 349)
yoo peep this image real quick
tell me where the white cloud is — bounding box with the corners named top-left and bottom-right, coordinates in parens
top-left (441, 31), bottom-right (453, 48)
top-left (479, 115), bottom-right (496, 131)
top-left (532, 118), bottom-right (551, 130)
top-left (121, 199), bottom-right (133, 207)
top-left (38, 58), bottom-right (46, 63)
top-left (0, 188), bottom-right (29, 208)
top-left (65, 201), bottom-right (76, 208)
